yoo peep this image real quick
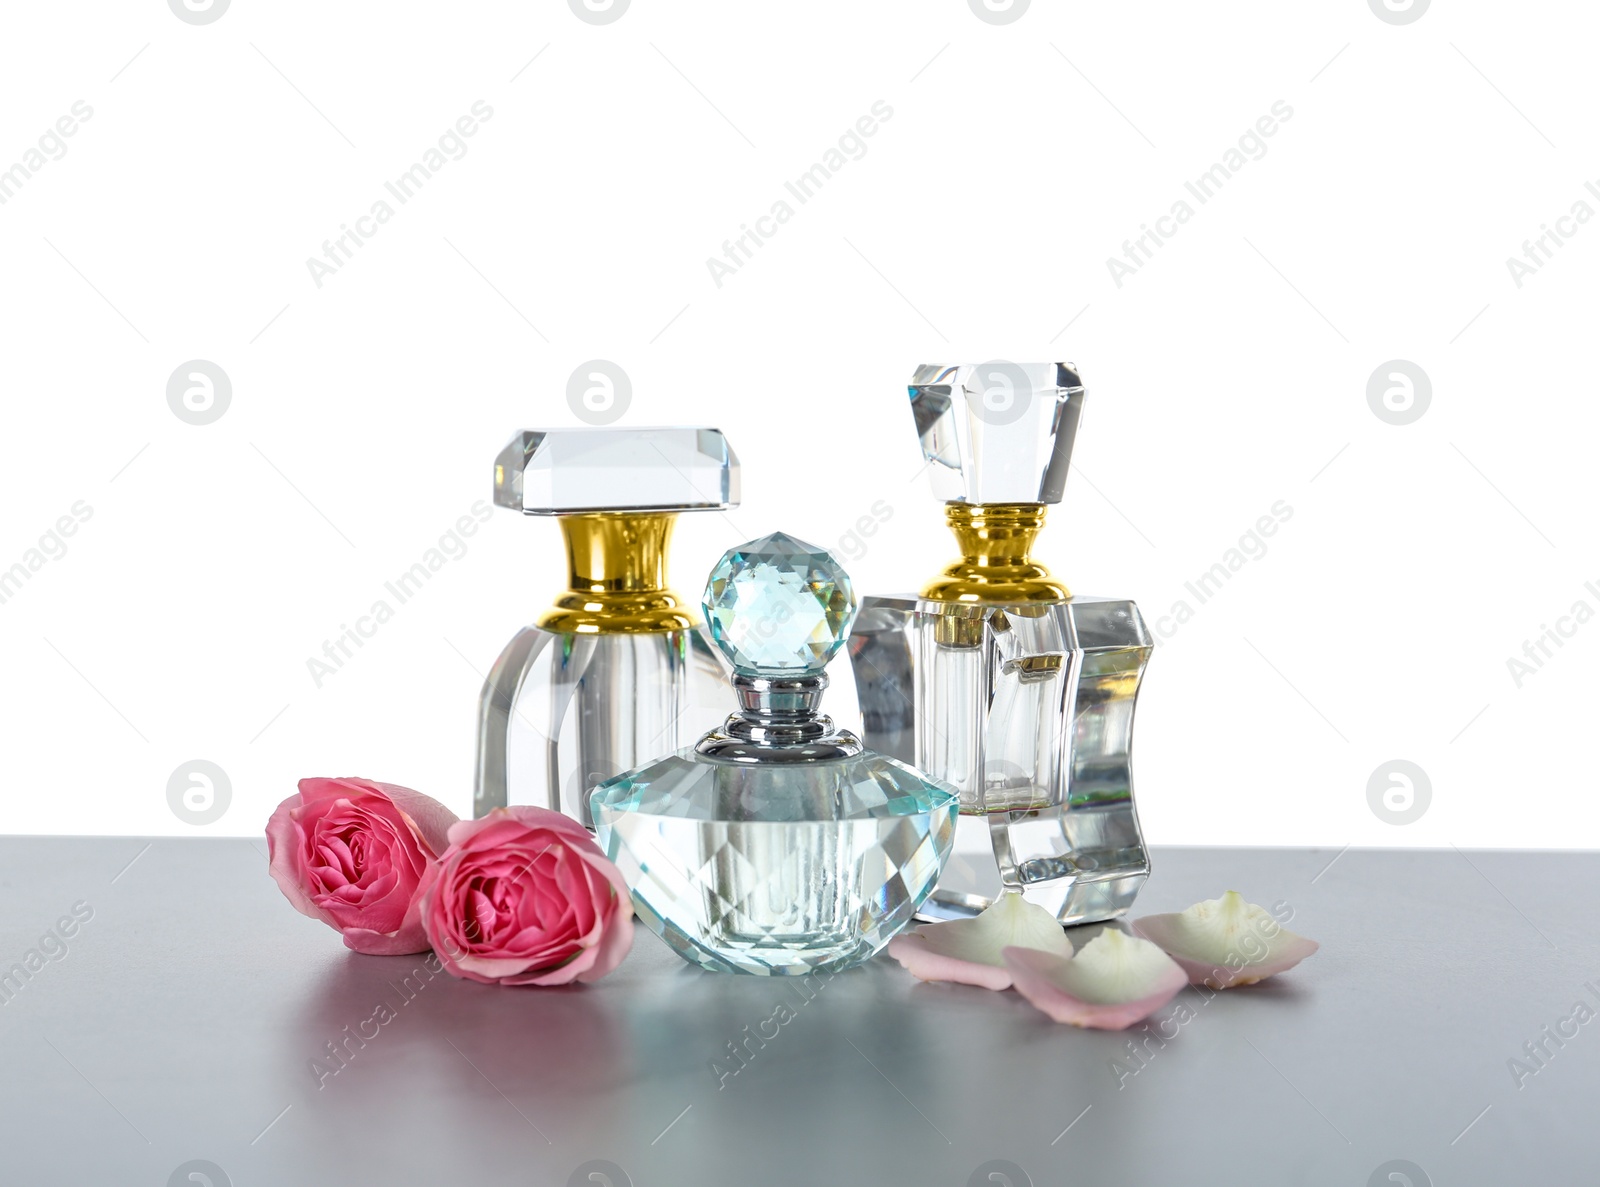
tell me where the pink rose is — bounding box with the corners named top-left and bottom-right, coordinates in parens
top-left (419, 807), bottom-right (634, 986)
top-left (266, 777), bottom-right (458, 956)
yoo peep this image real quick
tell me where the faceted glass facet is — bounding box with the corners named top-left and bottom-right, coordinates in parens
top-left (910, 362), bottom-right (1084, 505)
top-left (703, 531), bottom-right (856, 676)
top-left (848, 593), bottom-right (1152, 925)
top-left (592, 749), bottom-right (956, 975)
top-left (494, 428), bottom-right (739, 515)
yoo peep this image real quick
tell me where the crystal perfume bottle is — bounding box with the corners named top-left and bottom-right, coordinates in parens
top-left (591, 532), bottom-right (958, 975)
top-left (848, 363), bottom-right (1153, 925)
top-left (473, 427), bottom-right (738, 827)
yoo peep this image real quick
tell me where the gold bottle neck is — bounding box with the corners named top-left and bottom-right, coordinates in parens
top-left (920, 502), bottom-right (1069, 604)
top-left (538, 512), bottom-right (698, 635)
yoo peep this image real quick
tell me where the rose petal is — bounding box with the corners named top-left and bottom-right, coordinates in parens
top-left (266, 798), bottom-right (331, 925)
top-left (572, 856), bottom-right (634, 984)
top-left (887, 893), bottom-right (1071, 990)
top-left (1131, 891), bottom-right (1319, 989)
top-left (336, 926), bottom-right (441, 958)
top-left (444, 809), bottom-right (594, 854)
top-left (363, 780), bottom-right (458, 859)
top-left (1003, 929), bottom-right (1187, 1030)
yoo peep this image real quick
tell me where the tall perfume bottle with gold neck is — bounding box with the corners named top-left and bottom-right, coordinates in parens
top-left (474, 428), bottom-right (738, 826)
top-left (848, 363), bottom-right (1153, 925)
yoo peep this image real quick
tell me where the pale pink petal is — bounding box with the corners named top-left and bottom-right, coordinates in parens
top-left (1003, 929), bottom-right (1186, 1030)
top-left (1132, 891), bottom-right (1319, 989)
top-left (889, 935), bottom-right (1015, 990)
top-left (887, 892), bottom-right (1070, 990)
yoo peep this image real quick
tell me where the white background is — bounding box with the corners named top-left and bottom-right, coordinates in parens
top-left (0, 0), bottom-right (1593, 849)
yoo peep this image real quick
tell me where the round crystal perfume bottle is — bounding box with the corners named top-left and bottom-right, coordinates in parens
top-left (590, 532), bottom-right (958, 975)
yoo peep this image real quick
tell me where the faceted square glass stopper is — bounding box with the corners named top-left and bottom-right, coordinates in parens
top-left (909, 363), bottom-right (1084, 505)
top-left (494, 428), bottom-right (740, 515)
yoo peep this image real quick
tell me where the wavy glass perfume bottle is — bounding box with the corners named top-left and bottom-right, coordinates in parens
top-left (591, 532), bottom-right (958, 975)
top-left (473, 428), bottom-right (738, 827)
top-left (848, 363), bottom-right (1153, 925)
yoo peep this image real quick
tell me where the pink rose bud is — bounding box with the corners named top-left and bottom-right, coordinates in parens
top-left (420, 807), bottom-right (634, 987)
top-left (266, 777), bottom-right (459, 956)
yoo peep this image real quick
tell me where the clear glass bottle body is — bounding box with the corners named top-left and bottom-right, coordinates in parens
top-left (474, 626), bottom-right (728, 827)
top-left (591, 748), bottom-right (956, 975)
top-left (849, 593), bottom-right (1151, 924)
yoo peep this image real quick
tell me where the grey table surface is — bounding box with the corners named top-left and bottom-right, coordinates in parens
top-left (0, 839), bottom-right (1594, 1187)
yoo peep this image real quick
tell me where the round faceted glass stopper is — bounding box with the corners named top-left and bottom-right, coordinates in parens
top-left (703, 531), bottom-right (856, 676)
